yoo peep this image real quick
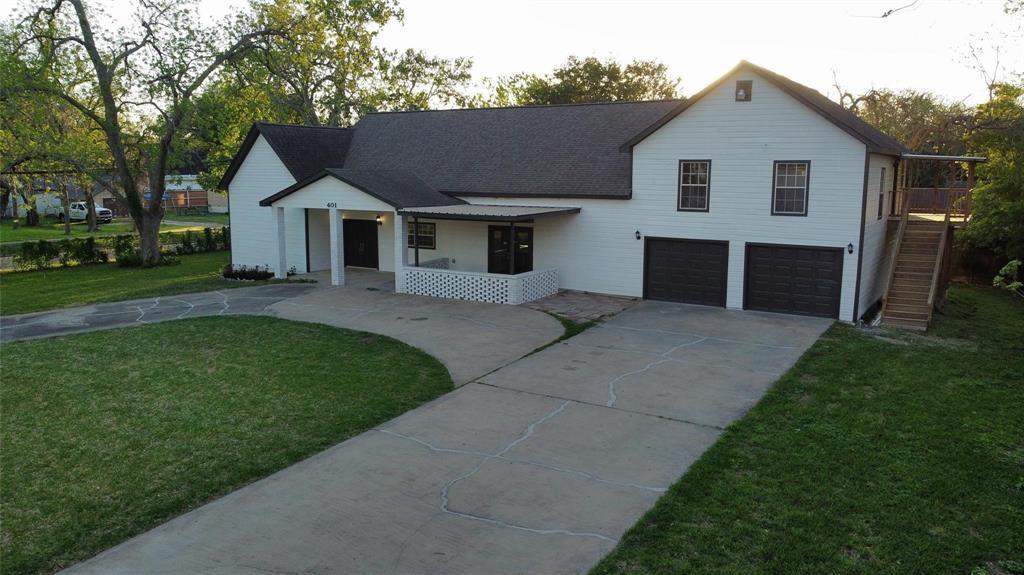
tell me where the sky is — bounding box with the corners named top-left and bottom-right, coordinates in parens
top-left (2, 0), bottom-right (1020, 104)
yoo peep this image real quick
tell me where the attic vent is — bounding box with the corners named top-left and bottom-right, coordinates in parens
top-left (735, 80), bottom-right (752, 102)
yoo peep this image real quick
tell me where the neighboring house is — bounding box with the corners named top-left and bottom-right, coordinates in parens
top-left (3, 178), bottom-right (93, 218)
top-left (95, 175), bottom-right (228, 216)
top-left (220, 61), bottom-right (979, 326)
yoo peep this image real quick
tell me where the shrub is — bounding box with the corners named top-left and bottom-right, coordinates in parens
top-left (18, 240), bottom-right (59, 270)
top-left (222, 264), bottom-right (274, 281)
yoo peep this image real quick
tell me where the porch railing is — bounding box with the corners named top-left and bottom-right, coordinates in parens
top-left (891, 187), bottom-right (971, 218)
top-left (401, 266), bottom-right (558, 305)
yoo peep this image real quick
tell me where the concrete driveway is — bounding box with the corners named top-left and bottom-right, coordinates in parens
top-left (267, 270), bottom-right (564, 385)
top-left (0, 269), bottom-right (562, 385)
top-left (63, 301), bottom-right (830, 575)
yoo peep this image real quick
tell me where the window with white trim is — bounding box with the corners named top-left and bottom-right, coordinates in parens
top-left (407, 222), bottom-right (436, 249)
top-left (678, 160), bottom-right (710, 211)
top-left (772, 161), bottom-right (810, 216)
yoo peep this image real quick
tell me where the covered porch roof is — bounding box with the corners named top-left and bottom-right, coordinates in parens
top-left (397, 204), bottom-right (581, 222)
top-left (259, 168), bottom-right (465, 208)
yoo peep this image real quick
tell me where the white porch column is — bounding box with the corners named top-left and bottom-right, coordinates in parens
top-left (273, 206), bottom-right (287, 279)
top-left (328, 208), bottom-right (345, 286)
top-left (393, 212), bottom-right (408, 293)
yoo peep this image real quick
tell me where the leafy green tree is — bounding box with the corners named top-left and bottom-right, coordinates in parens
top-left (840, 88), bottom-right (970, 155)
top-left (494, 56), bottom-right (679, 106)
top-left (186, 0), bottom-right (474, 187)
top-left (960, 82), bottom-right (1024, 261)
top-left (238, 0), bottom-right (473, 125)
top-left (3, 0), bottom-right (286, 263)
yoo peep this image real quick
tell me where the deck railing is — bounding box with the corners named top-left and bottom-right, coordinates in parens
top-left (892, 187), bottom-right (971, 218)
top-left (400, 266), bottom-right (558, 305)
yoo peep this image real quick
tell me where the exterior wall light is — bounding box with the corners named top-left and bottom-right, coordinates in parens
top-left (376, 214), bottom-right (383, 226)
top-left (635, 230), bottom-right (642, 240)
top-left (847, 242), bottom-right (854, 254)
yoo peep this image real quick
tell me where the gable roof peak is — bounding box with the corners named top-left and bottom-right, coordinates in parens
top-left (621, 60), bottom-right (908, 156)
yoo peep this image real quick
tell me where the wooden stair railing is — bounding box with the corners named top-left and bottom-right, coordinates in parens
top-left (925, 196), bottom-right (954, 324)
top-left (879, 190), bottom-right (912, 323)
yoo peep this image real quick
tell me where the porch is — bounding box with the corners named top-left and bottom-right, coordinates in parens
top-left (396, 204), bottom-right (579, 305)
top-left (260, 169), bottom-right (579, 306)
top-left (887, 153), bottom-right (986, 227)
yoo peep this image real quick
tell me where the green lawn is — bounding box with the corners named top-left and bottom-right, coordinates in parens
top-left (592, 285), bottom-right (1024, 575)
top-left (0, 216), bottom-right (208, 245)
top-left (0, 316), bottom-right (453, 575)
top-left (163, 212), bottom-right (230, 226)
top-left (0, 252), bottom-right (255, 315)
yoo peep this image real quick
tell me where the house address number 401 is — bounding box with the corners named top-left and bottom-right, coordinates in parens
top-left (326, 202), bottom-right (337, 208)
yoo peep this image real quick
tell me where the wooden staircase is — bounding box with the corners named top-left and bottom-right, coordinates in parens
top-left (881, 220), bottom-right (947, 330)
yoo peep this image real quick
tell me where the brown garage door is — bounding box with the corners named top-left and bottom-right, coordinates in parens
top-left (744, 244), bottom-right (843, 318)
top-left (644, 238), bottom-right (728, 307)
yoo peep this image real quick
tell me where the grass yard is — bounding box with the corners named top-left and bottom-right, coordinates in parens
top-left (0, 216), bottom-right (207, 245)
top-left (0, 251), bottom-right (252, 315)
top-left (0, 316), bottom-right (453, 574)
top-left (592, 285), bottom-right (1024, 575)
top-left (163, 212), bottom-right (230, 226)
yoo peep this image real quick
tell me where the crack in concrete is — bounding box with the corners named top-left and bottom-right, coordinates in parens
top-left (395, 400), bottom-right (618, 543)
top-left (601, 324), bottom-right (802, 350)
top-left (606, 337), bottom-right (708, 407)
top-left (215, 291), bottom-right (231, 315)
top-left (377, 429), bottom-right (666, 494)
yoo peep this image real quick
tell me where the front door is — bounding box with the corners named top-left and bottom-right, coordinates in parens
top-left (488, 225), bottom-right (533, 274)
top-left (343, 219), bottom-right (379, 269)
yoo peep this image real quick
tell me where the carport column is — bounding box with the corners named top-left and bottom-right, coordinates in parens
top-left (328, 208), bottom-right (345, 286)
top-left (273, 206), bottom-right (287, 279)
top-left (393, 213), bottom-right (408, 293)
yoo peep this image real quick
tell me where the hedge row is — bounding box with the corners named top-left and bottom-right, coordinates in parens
top-left (10, 226), bottom-right (230, 271)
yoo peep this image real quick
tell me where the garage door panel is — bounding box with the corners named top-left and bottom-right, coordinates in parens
top-left (745, 244), bottom-right (842, 319)
top-left (644, 239), bottom-right (728, 307)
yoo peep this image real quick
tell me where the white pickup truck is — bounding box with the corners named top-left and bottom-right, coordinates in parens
top-left (57, 202), bottom-right (114, 224)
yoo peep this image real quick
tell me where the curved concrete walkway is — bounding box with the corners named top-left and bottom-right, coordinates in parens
top-left (59, 299), bottom-right (831, 575)
top-left (0, 269), bottom-right (563, 385)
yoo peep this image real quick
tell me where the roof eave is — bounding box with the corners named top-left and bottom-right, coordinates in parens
top-left (216, 124), bottom-right (262, 190)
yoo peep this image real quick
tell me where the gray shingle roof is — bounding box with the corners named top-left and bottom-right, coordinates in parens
top-left (341, 101), bottom-right (679, 199)
top-left (217, 123), bottom-right (352, 189)
top-left (259, 169), bottom-right (465, 208)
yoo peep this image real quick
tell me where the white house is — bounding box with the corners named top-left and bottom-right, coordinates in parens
top-left (220, 61), bottom-right (969, 324)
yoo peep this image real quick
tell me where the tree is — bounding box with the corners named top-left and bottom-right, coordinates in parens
top-left (4, 0), bottom-right (285, 263)
top-left (838, 88), bottom-right (970, 154)
top-left (959, 82), bottom-right (1024, 262)
top-left (236, 0), bottom-right (473, 125)
top-left (186, 0), bottom-right (474, 188)
top-left (493, 56), bottom-right (680, 106)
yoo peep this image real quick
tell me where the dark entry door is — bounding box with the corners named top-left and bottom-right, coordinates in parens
top-left (744, 244), bottom-right (842, 318)
top-left (644, 238), bottom-right (729, 306)
top-left (488, 225), bottom-right (533, 274)
top-left (343, 219), bottom-right (379, 269)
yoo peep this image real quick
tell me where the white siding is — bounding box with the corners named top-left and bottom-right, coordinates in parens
top-left (269, 176), bottom-right (397, 272)
top-left (227, 136), bottom-right (305, 273)
top-left (406, 219), bottom-right (491, 272)
top-left (858, 153), bottom-right (899, 316)
top-left (465, 71), bottom-right (870, 320)
top-left (306, 208), bottom-right (331, 271)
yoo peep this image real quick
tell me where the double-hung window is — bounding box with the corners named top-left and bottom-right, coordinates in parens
top-left (678, 160), bottom-right (711, 211)
top-left (772, 161), bottom-right (810, 216)
top-left (407, 222), bottom-right (436, 249)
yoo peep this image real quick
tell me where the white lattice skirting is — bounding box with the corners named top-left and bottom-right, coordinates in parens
top-left (401, 267), bottom-right (558, 305)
